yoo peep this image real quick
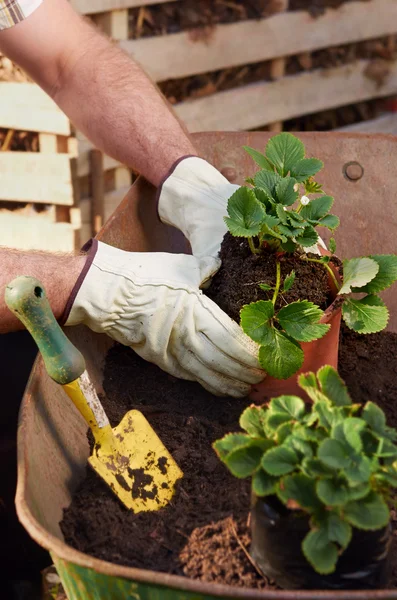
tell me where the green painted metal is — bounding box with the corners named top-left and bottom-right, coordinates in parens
top-left (52, 556), bottom-right (220, 600)
top-left (4, 276), bottom-right (85, 385)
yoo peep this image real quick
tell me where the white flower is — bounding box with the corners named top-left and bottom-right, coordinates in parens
top-left (300, 195), bottom-right (310, 206)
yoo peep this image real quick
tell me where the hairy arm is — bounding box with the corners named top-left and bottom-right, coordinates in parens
top-left (0, 249), bottom-right (85, 332)
top-left (0, 0), bottom-right (196, 186)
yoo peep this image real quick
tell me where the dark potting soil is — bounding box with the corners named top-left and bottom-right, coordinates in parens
top-left (61, 323), bottom-right (397, 590)
top-left (204, 233), bottom-right (333, 323)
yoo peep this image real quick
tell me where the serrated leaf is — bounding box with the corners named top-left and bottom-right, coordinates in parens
top-left (305, 179), bottom-right (324, 194)
top-left (224, 187), bottom-right (267, 238)
top-left (281, 238), bottom-right (298, 253)
top-left (261, 213), bottom-right (280, 229)
top-left (265, 133), bottom-right (305, 177)
top-left (318, 214), bottom-right (340, 230)
top-left (375, 437), bottom-right (397, 459)
top-left (213, 433), bottom-right (253, 460)
top-left (283, 271), bottom-right (296, 293)
top-left (284, 434), bottom-right (313, 458)
top-left (288, 210), bottom-right (305, 226)
top-left (373, 470), bottom-right (397, 487)
top-left (253, 187), bottom-right (274, 211)
top-left (276, 203), bottom-right (289, 224)
top-left (295, 226), bottom-right (319, 248)
top-left (254, 170), bottom-right (282, 201)
top-left (327, 514), bottom-right (352, 549)
top-left (354, 255), bottom-right (397, 294)
top-left (339, 257), bottom-right (379, 295)
top-left (270, 395), bottom-right (306, 419)
top-left (316, 478), bottom-right (351, 506)
top-left (302, 529), bottom-right (338, 575)
top-left (344, 455), bottom-right (372, 485)
top-left (276, 177), bottom-right (299, 206)
top-left (281, 473), bottom-right (321, 510)
top-left (244, 145), bottom-right (275, 171)
top-left (224, 445), bottom-right (263, 478)
top-left (318, 439), bottom-right (351, 469)
top-left (239, 406), bottom-right (266, 437)
top-left (329, 237), bottom-right (336, 254)
top-left (362, 402), bottom-right (387, 435)
top-left (277, 301), bottom-right (329, 343)
top-left (342, 295), bottom-right (389, 334)
top-left (276, 421), bottom-right (294, 443)
top-left (317, 365), bottom-right (352, 407)
top-left (259, 329), bottom-right (304, 379)
top-left (343, 418), bottom-right (366, 452)
top-left (302, 458), bottom-right (334, 478)
top-left (300, 196), bottom-right (334, 221)
top-left (240, 300), bottom-right (274, 344)
top-left (344, 492), bottom-right (389, 531)
top-left (291, 158), bottom-right (323, 182)
top-left (261, 445), bottom-right (299, 476)
top-left (252, 469), bottom-right (278, 496)
top-left (298, 371), bottom-right (319, 389)
top-left (278, 224), bottom-right (299, 238)
top-left (259, 283), bottom-right (273, 292)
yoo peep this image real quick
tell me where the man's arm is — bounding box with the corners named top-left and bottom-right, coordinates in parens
top-left (0, 249), bottom-right (85, 332)
top-left (0, 0), bottom-right (196, 186)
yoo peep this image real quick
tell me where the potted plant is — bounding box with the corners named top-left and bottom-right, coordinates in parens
top-left (214, 365), bottom-right (397, 590)
top-left (205, 133), bottom-right (397, 398)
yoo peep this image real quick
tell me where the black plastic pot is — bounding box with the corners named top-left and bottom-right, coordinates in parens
top-left (250, 494), bottom-right (392, 590)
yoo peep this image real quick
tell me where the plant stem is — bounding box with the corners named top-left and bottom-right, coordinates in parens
top-left (272, 260), bottom-right (281, 306)
top-left (248, 237), bottom-right (260, 255)
top-left (302, 256), bottom-right (340, 292)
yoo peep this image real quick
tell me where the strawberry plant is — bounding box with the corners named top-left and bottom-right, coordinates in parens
top-left (213, 366), bottom-right (396, 576)
top-left (224, 133), bottom-right (397, 379)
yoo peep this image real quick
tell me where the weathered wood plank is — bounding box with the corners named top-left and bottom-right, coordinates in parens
top-left (72, 0), bottom-right (178, 15)
top-left (175, 60), bottom-right (397, 132)
top-left (338, 112), bottom-right (397, 134)
top-left (0, 213), bottom-right (76, 252)
top-left (77, 133), bottom-right (123, 177)
top-left (120, 0), bottom-right (397, 82)
top-left (0, 153), bottom-right (74, 204)
top-left (0, 83), bottom-right (70, 135)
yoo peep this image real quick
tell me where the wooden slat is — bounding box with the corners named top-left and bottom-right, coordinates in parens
top-left (0, 83), bottom-right (70, 135)
top-left (175, 60), bottom-right (397, 132)
top-left (120, 0), bottom-right (397, 82)
top-left (77, 133), bottom-right (123, 177)
top-left (71, 0), bottom-right (178, 15)
top-left (338, 113), bottom-right (397, 134)
top-left (0, 213), bottom-right (76, 252)
top-left (0, 153), bottom-right (74, 204)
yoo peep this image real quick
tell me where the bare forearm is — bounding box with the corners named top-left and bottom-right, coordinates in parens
top-left (0, 249), bottom-right (85, 333)
top-left (0, 0), bottom-right (196, 186)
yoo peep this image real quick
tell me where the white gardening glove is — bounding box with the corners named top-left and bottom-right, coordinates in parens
top-left (158, 156), bottom-right (326, 258)
top-left (63, 240), bottom-right (264, 398)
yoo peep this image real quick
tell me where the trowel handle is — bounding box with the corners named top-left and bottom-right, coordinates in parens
top-left (5, 276), bottom-right (85, 385)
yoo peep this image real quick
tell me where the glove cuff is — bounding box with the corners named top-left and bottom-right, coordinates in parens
top-left (155, 153), bottom-right (198, 221)
top-left (60, 238), bottom-right (98, 325)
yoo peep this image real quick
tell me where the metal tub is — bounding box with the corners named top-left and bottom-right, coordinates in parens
top-left (15, 133), bottom-right (397, 599)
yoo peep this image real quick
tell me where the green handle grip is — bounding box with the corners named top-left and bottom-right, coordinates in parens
top-left (5, 276), bottom-right (85, 385)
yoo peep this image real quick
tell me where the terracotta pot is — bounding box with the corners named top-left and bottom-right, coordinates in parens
top-left (249, 256), bottom-right (342, 402)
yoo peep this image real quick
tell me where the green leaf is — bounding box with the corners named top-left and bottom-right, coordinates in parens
top-left (327, 514), bottom-right (352, 549)
top-left (344, 455), bottom-right (372, 485)
top-left (277, 301), bottom-right (329, 343)
top-left (291, 158), bottom-right (323, 182)
top-left (375, 437), bottom-right (397, 459)
top-left (288, 210), bottom-right (305, 227)
top-left (318, 214), bottom-right (340, 230)
top-left (259, 283), bottom-right (273, 292)
top-left (213, 433), bottom-right (253, 460)
top-left (342, 296), bottom-right (389, 334)
top-left (329, 237), bottom-right (336, 254)
top-left (261, 445), bottom-right (299, 476)
top-left (362, 402), bottom-right (387, 435)
top-left (305, 179), bottom-right (324, 194)
top-left (276, 203), bottom-right (289, 224)
top-left (354, 255), bottom-right (397, 294)
top-left (284, 435), bottom-right (313, 458)
top-left (344, 492), bottom-right (389, 531)
top-left (239, 406), bottom-right (266, 437)
top-left (373, 470), bottom-right (397, 487)
top-left (240, 300), bottom-right (274, 344)
top-left (224, 445), bottom-right (263, 479)
top-left (318, 439), bottom-right (350, 469)
top-left (261, 213), bottom-right (280, 229)
top-left (278, 224), bottom-right (301, 238)
top-left (281, 473), bottom-right (321, 510)
top-left (252, 469), bottom-right (278, 496)
top-left (300, 196), bottom-right (334, 221)
top-left (243, 145), bottom-right (274, 171)
top-left (281, 238), bottom-right (298, 253)
top-left (338, 257), bottom-right (379, 295)
top-left (316, 478), bottom-right (351, 506)
top-left (317, 365), bottom-right (352, 407)
top-left (276, 177), bottom-right (299, 206)
top-left (270, 395), bottom-right (306, 420)
top-left (276, 421), bottom-right (294, 443)
top-left (295, 226), bottom-right (319, 248)
top-left (265, 133), bottom-right (305, 177)
top-left (253, 187), bottom-right (274, 211)
top-left (283, 270), bottom-right (296, 293)
top-left (302, 458), bottom-right (335, 478)
top-left (258, 329), bottom-right (304, 379)
top-left (298, 371), bottom-right (318, 389)
top-left (302, 529), bottom-right (338, 575)
top-left (224, 187), bottom-right (267, 238)
top-left (254, 170), bottom-right (282, 200)
top-left (342, 418), bottom-right (366, 452)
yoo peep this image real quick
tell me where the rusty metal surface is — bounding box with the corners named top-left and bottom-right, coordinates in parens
top-left (15, 132), bottom-right (397, 599)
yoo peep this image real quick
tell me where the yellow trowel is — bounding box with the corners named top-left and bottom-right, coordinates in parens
top-left (5, 276), bottom-right (183, 512)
